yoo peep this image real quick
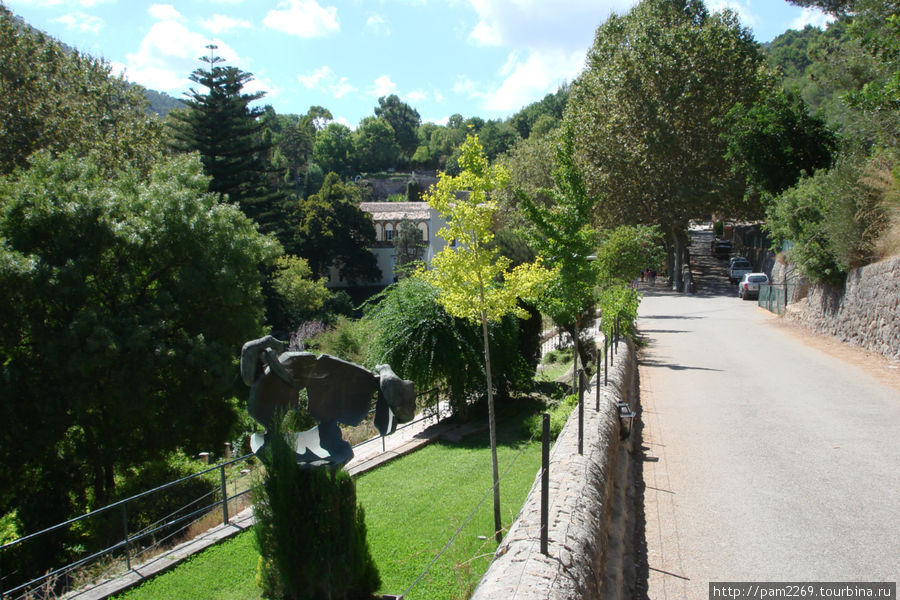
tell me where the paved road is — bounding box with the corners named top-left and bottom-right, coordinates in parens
top-left (636, 231), bottom-right (900, 599)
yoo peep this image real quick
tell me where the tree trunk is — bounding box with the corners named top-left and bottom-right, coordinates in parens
top-left (672, 227), bottom-right (684, 292)
top-left (481, 310), bottom-right (502, 543)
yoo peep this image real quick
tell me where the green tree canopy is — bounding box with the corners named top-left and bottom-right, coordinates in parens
top-left (353, 117), bottom-right (400, 172)
top-left (567, 0), bottom-right (767, 285)
top-left (418, 134), bottom-right (551, 542)
top-left (0, 152), bottom-right (280, 533)
top-left (374, 94), bottom-right (422, 159)
top-left (167, 45), bottom-right (280, 233)
top-left (295, 173), bottom-right (381, 283)
top-left (313, 122), bottom-right (355, 177)
top-left (721, 88), bottom-right (838, 202)
top-left (0, 5), bottom-right (162, 177)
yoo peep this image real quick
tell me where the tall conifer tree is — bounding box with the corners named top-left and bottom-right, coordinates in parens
top-left (168, 45), bottom-right (282, 237)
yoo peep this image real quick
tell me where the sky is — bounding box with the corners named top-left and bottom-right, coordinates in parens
top-left (2, 0), bottom-right (832, 128)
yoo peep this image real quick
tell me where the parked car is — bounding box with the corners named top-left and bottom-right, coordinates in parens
top-left (728, 258), bottom-right (753, 284)
top-left (738, 273), bottom-right (769, 300)
top-left (712, 239), bottom-right (732, 258)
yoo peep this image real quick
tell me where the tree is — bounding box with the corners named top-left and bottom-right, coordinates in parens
top-left (269, 255), bottom-right (331, 328)
top-left (393, 220), bottom-right (426, 274)
top-left (313, 122), bottom-right (355, 177)
top-left (353, 117), bottom-right (400, 172)
top-left (295, 173), bottom-right (381, 283)
top-left (0, 151), bottom-right (280, 551)
top-left (167, 45), bottom-right (279, 232)
top-left (0, 5), bottom-right (162, 177)
top-left (417, 135), bottom-right (551, 542)
top-left (518, 126), bottom-right (600, 389)
top-left (374, 94), bottom-right (422, 159)
top-left (253, 417), bottom-right (380, 600)
top-left (721, 88), bottom-right (837, 202)
top-left (567, 0), bottom-right (766, 289)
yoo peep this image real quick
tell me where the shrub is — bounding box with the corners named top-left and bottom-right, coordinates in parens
top-left (253, 418), bottom-right (379, 600)
top-left (522, 394), bottom-right (578, 440)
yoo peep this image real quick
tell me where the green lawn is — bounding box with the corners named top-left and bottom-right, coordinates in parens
top-left (113, 406), bottom-right (543, 600)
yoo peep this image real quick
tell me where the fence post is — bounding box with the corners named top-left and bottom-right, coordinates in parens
top-left (541, 413), bottom-right (549, 556)
top-left (220, 464), bottom-right (229, 526)
top-left (595, 351), bottom-right (601, 412)
top-left (121, 504), bottom-right (131, 571)
top-left (615, 317), bottom-right (619, 355)
top-left (577, 368), bottom-right (584, 456)
top-left (605, 335), bottom-right (609, 381)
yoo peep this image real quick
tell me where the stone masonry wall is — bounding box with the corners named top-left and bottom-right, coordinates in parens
top-left (780, 256), bottom-right (900, 360)
top-left (470, 339), bottom-right (638, 599)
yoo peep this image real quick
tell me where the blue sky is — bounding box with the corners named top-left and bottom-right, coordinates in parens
top-left (3, 0), bottom-right (830, 127)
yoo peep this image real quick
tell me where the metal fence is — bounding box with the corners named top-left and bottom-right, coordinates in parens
top-left (1, 452), bottom-right (257, 600)
top-left (758, 282), bottom-right (803, 315)
top-left (1, 401), bottom-right (448, 600)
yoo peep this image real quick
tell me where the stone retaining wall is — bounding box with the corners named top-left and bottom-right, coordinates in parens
top-left (778, 256), bottom-right (900, 360)
top-left (470, 339), bottom-right (638, 599)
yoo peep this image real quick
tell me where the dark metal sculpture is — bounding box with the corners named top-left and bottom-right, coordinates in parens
top-left (241, 335), bottom-right (416, 467)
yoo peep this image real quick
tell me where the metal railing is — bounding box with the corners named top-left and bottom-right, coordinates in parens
top-left (758, 282), bottom-right (803, 315)
top-left (1, 400), bottom-right (448, 600)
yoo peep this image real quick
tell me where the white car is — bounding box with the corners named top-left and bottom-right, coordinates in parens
top-left (738, 273), bottom-right (769, 300)
top-left (728, 258), bottom-right (753, 284)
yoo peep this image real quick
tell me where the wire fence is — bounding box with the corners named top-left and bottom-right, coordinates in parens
top-left (0, 398), bottom-right (448, 600)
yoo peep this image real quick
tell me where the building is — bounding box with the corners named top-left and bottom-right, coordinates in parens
top-left (325, 201), bottom-right (449, 288)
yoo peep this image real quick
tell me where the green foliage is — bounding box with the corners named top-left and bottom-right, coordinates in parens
top-left (519, 125), bottom-right (599, 328)
top-left (364, 278), bottom-right (533, 414)
top-left (721, 88), bottom-right (837, 203)
top-left (495, 134), bottom-right (557, 231)
top-left (252, 418), bottom-right (380, 600)
top-left (568, 0), bottom-right (767, 228)
top-left (0, 6), bottom-right (163, 177)
top-left (393, 220), bottom-right (426, 274)
top-left (595, 225), bottom-right (667, 287)
top-left (766, 152), bottom-right (891, 284)
top-left (522, 394), bottom-right (578, 440)
top-left (0, 151), bottom-right (279, 552)
top-left (313, 123), bottom-right (355, 177)
top-left (294, 173), bottom-right (380, 283)
top-left (354, 117), bottom-right (401, 172)
top-left (107, 455), bottom-right (218, 544)
top-left (166, 47), bottom-right (282, 237)
top-left (598, 284), bottom-right (641, 340)
top-left (419, 135), bottom-right (552, 325)
top-left (311, 316), bottom-right (373, 366)
top-left (269, 255), bottom-right (331, 328)
top-left (374, 94), bottom-right (422, 159)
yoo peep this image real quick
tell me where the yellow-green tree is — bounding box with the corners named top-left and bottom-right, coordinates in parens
top-left (417, 134), bottom-right (552, 542)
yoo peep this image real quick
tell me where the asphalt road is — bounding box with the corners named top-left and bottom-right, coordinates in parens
top-left (635, 230), bottom-right (900, 599)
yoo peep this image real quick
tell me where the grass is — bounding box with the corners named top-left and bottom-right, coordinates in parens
top-left (112, 403), bottom-right (544, 600)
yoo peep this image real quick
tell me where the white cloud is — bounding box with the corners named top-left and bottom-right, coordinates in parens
top-left (707, 0), bottom-right (757, 29)
top-left (148, 4), bottom-right (182, 22)
top-left (464, 0), bottom-right (625, 52)
top-left (121, 6), bottom-right (243, 94)
top-left (298, 66), bottom-right (357, 98)
top-left (263, 0), bottom-right (339, 38)
top-left (200, 14), bottom-right (252, 34)
top-left (366, 14), bottom-right (390, 35)
top-left (406, 89), bottom-right (428, 103)
top-left (791, 7), bottom-right (833, 30)
top-left (372, 74), bottom-right (397, 97)
top-left (10, 0), bottom-right (111, 6)
top-left (299, 65), bottom-right (334, 89)
top-left (455, 49), bottom-right (582, 113)
top-left (53, 12), bottom-right (103, 34)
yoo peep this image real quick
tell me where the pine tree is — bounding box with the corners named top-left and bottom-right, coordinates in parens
top-left (168, 45), bottom-right (283, 236)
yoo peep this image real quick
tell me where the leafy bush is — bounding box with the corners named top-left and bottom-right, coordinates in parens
top-left (312, 316), bottom-right (373, 366)
top-left (766, 152), bottom-right (891, 285)
top-left (253, 419), bottom-right (379, 600)
top-left (522, 394), bottom-right (578, 440)
top-left (364, 278), bottom-right (532, 415)
top-left (598, 284), bottom-right (641, 340)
